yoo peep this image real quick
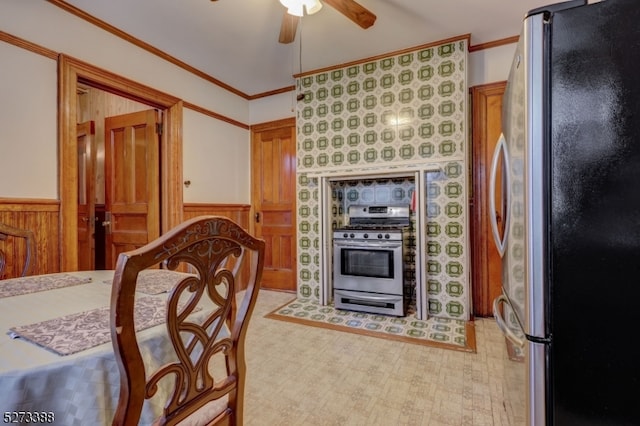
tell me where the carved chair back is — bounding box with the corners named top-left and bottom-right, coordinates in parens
top-left (0, 222), bottom-right (37, 279)
top-left (110, 216), bottom-right (265, 426)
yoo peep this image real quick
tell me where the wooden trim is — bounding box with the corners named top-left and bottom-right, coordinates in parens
top-left (183, 203), bottom-right (251, 212)
top-left (3, 4), bottom-right (517, 98)
top-left (469, 35), bottom-right (519, 52)
top-left (65, 56), bottom-right (181, 107)
top-left (183, 102), bottom-right (250, 130)
top-left (0, 31), bottom-right (57, 59)
top-left (248, 86), bottom-right (296, 100)
top-left (0, 199), bottom-right (59, 211)
top-left (58, 54), bottom-right (184, 271)
top-left (0, 29), bottom-right (251, 130)
top-left (265, 299), bottom-right (477, 353)
top-left (47, 0), bottom-right (251, 100)
top-left (294, 34), bottom-right (471, 78)
top-left (163, 101), bottom-right (185, 234)
top-left (250, 117), bottom-right (296, 132)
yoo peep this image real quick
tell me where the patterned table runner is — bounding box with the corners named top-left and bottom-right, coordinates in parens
top-left (0, 274), bottom-right (92, 299)
top-left (8, 296), bottom-right (201, 356)
top-left (104, 269), bottom-right (194, 295)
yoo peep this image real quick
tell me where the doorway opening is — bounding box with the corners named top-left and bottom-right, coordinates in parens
top-left (76, 86), bottom-right (162, 270)
top-left (58, 55), bottom-right (184, 272)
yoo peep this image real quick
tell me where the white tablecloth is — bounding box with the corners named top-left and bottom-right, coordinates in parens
top-left (0, 270), bottom-right (186, 425)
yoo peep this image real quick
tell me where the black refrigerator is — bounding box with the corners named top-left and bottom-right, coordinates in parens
top-left (491, 0), bottom-right (640, 425)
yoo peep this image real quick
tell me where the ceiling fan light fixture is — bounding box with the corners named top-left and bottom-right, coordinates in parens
top-left (305, 0), bottom-right (322, 15)
top-left (288, 3), bottom-right (304, 16)
top-left (280, 0), bottom-right (322, 16)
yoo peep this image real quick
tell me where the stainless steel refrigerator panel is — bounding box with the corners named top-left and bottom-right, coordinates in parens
top-left (494, 293), bottom-right (546, 426)
top-left (497, 0), bottom-right (640, 424)
top-left (500, 31), bottom-right (526, 335)
top-left (522, 11), bottom-right (547, 341)
top-left (501, 12), bottom-right (547, 340)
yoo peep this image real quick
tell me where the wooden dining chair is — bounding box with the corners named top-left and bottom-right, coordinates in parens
top-left (0, 222), bottom-right (37, 279)
top-left (110, 216), bottom-right (265, 426)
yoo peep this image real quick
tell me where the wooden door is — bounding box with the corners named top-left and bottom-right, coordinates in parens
top-left (77, 121), bottom-right (96, 271)
top-left (471, 82), bottom-right (506, 317)
top-left (251, 118), bottom-right (297, 292)
top-left (104, 109), bottom-right (161, 269)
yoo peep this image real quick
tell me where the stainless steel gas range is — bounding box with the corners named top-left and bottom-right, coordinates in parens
top-left (333, 204), bottom-right (410, 316)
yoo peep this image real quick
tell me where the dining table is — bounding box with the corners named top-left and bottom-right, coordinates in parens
top-left (0, 269), bottom-right (205, 426)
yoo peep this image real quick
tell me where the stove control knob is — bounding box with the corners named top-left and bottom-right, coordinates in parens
top-left (343, 233), bottom-right (348, 238)
top-left (363, 233), bottom-right (369, 239)
top-left (377, 234), bottom-right (383, 239)
top-left (349, 233), bottom-right (355, 238)
top-left (385, 234), bottom-right (390, 239)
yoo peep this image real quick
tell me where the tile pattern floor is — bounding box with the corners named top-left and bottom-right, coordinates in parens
top-left (244, 290), bottom-right (510, 426)
top-left (267, 297), bottom-right (473, 352)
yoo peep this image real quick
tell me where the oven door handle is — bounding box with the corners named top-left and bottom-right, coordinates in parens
top-left (334, 242), bottom-right (400, 249)
top-left (353, 293), bottom-right (402, 302)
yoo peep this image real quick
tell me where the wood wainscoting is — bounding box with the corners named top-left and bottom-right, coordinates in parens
top-left (0, 200), bottom-right (251, 283)
top-left (182, 203), bottom-right (250, 229)
top-left (0, 199), bottom-right (60, 278)
top-left (183, 203), bottom-right (251, 290)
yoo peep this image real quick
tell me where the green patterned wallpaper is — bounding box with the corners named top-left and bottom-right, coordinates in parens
top-left (295, 38), bottom-right (469, 320)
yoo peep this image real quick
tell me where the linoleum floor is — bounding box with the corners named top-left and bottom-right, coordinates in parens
top-left (244, 290), bottom-right (509, 426)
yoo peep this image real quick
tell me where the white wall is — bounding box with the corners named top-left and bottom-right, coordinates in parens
top-left (468, 43), bottom-right (517, 87)
top-left (0, 0), bottom-right (250, 202)
top-left (249, 92), bottom-right (298, 125)
top-left (182, 110), bottom-right (251, 204)
top-left (0, 0), bottom-right (518, 201)
top-left (0, 42), bottom-right (57, 199)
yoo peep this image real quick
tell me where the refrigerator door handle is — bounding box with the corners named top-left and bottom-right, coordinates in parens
top-left (489, 133), bottom-right (511, 257)
top-left (493, 294), bottom-right (525, 348)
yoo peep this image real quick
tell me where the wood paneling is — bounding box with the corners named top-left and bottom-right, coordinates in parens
top-left (0, 199), bottom-right (60, 278)
top-left (183, 203), bottom-right (250, 228)
top-left (0, 201), bottom-right (252, 280)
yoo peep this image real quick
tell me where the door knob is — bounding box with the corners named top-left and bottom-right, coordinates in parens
top-left (102, 221), bottom-right (111, 227)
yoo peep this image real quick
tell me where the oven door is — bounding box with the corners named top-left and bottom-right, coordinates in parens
top-left (333, 240), bottom-right (403, 294)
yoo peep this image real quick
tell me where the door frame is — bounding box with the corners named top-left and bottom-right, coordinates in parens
top-left (76, 120), bottom-right (96, 270)
top-left (58, 54), bottom-right (184, 271)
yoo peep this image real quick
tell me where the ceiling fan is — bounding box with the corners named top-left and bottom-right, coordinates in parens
top-left (278, 0), bottom-right (377, 44)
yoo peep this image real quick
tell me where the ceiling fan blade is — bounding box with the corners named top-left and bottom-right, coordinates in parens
top-left (279, 12), bottom-right (299, 44)
top-left (323, 0), bottom-right (376, 29)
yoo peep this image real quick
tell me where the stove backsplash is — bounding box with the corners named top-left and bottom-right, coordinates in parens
top-left (331, 178), bottom-right (416, 228)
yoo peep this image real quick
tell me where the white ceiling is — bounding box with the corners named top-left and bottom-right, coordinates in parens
top-left (63, 0), bottom-right (553, 97)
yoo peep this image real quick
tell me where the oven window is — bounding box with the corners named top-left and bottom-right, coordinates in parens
top-left (340, 248), bottom-right (394, 279)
